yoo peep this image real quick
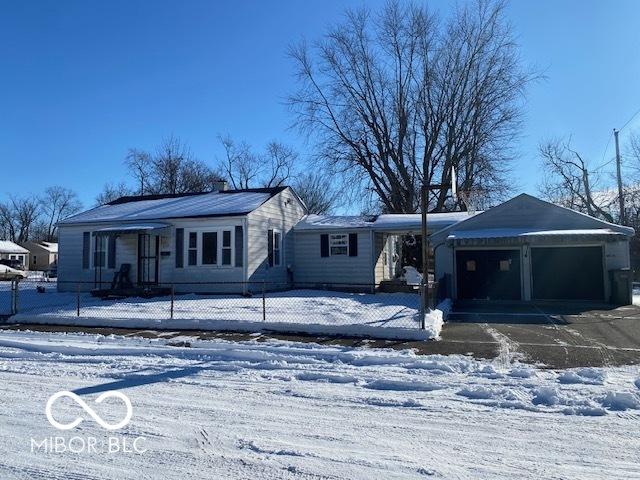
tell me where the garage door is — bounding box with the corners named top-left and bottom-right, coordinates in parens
top-left (531, 246), bottom-right (604, 301)
top-left (456, 250), bottom-right (522, 300)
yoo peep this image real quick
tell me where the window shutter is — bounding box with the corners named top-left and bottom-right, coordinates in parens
top-left (175, 228), bottom-right (184, 268)
top-left (235, 226), bottom-right (244, 267)
top-left (82, 232), bottom-right (90, 269)
top-left (267, 229), bottom-right (274, 267)
top-left (349, 233), bottom-right (358, 257)
top-left (320, 234), bottom-right (329, 257)
top-left (108, 235), bottom-right (116, 269)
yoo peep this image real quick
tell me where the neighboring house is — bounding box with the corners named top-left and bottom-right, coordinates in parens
top-left (0, 241), bottom-right (29, 269)
top-left (431, 193), bottom-right (635, 303)
top-left (22, 241), bottom-right (58, 272)
top-left (56, 187), bottom-right (307, 293)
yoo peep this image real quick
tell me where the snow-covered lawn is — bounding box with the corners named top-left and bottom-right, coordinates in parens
top-left (0, 330), bottom-right (638, 479)
top-left (3, 281), bottom-right (443, 340)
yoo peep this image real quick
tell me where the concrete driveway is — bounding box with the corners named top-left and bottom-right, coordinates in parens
top-left (439, 301), bottom-right (640, 368)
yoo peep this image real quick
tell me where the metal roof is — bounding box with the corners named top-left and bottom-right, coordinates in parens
top-left (59, 187), bottom-right (289, 225)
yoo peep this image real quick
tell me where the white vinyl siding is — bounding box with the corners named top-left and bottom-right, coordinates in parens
top-left (294, 231), bottom-right (372, 286)
top-left (246, 188), bottom-right (306, 287)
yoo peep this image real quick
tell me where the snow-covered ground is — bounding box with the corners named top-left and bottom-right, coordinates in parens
top-left (0, 330), bottom-right (638, 479)
top-left (2, 281), bottom-right (442, 340)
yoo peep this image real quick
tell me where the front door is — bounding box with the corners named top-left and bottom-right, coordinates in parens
top-left (138, 234), bottom-right (159, 286)
top-left (456, 249), bottom-right (522, 300)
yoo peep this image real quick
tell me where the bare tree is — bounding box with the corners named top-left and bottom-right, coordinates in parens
top-left (95, 182), bottom-right (133, 206)
top-left (263, 142), bottom-right (297, 187)
top-left (538, 138), bottom-right (615, 222)
top-left (219, 136), bottom-right (262, 190)
top-left (0, 195), bottom-right (40, 242)
top-left (288, 0), bottom-right (532, 213)
top-left (217, 136), bottom-right (297, 189)
top-left (125, 148), bottom-right (153, 195)
top-left (37, 186), bottom-right (82, 241)
top-left (293, 171), bottom-right (339, 214)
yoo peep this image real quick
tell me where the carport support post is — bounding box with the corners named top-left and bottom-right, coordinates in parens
top-left (420, 183), bottom-right (429, 329)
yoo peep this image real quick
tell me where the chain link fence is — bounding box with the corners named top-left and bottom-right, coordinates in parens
top-left (1, 278), bottom-right (441, 338)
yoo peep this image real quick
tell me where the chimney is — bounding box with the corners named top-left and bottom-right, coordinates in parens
top-left (212, 180), bottom-right (229, 192)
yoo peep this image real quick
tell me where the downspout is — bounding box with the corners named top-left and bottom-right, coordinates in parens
top-left (370, 229), bottom-right (376, 294)
top-left (243, 216), bottom-right (249, 295)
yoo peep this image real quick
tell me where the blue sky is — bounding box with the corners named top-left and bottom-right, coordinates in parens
top-left (1, 0), bottom-right (639, 211)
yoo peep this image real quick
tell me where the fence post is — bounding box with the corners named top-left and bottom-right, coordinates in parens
top-left (76, 284), bottom-right (81, 317)
top-left (11, 279), bottom-right (18, 315)
top-left (262, 280), bottom-right (266, 322)
top-left (420, 282), bottom-right (426, 330)
top-left (170, 285), bottom-right (175, 320)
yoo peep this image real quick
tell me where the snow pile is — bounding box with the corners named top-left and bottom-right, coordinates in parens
top-left (424, 298), bottom-right (452, 340)
top-left (558, 368), bottom-right (605, 385)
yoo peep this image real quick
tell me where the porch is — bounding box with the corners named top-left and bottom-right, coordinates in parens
top-left (91, 222), bottom-right (171, 295)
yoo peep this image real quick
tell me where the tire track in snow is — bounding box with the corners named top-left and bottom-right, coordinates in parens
top-left (482, 325), bottom-right (521, 370)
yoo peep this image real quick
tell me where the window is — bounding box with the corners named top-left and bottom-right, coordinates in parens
top-left (273, 231), bottom-right (282, 266)
top-left (202, 232), bottom-right (218, 265)
top-left (188, 232), bottom-right (198, 266)
top-left (185, 228), bottom-right (235, 267)
top-left (93, 236), bottom-right (107, 268)
top-left (330, 234), bottom-right (348, 256)
top-left (222, 230), bottom-right (232, 266)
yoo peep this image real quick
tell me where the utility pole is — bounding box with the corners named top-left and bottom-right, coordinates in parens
top-left (420, 182), bottom-right (428, 328)
top-left (614, 128), bottom-right (625, 224)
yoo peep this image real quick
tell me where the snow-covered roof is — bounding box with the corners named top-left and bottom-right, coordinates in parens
top-left (295, 211), bottom-right (477, 233)
top-left (295, 215), bottom-right (374, 231)
top-left (432, 193), bottom-right (635, 243)
top-left (373, 212), bottom-right (477, 232)
top-left (0, 241), bottom-right (29, 254)
top-left (39, 242), bottom-right (58, 253)
top-left (446, 228), bottom-right (628, 241)
top-left (59, 187), bottom-right (287, 225)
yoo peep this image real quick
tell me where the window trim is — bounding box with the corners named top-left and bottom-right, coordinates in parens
top-left (183, 228), bottom-right (237, 268)
top-left (329, 233), bottom-right (349, 256)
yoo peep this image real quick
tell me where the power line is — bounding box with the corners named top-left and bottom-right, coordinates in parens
top-left (619, 105), bottom-right (640, 132)
top-left (594, 131), bottom-right (614, 171)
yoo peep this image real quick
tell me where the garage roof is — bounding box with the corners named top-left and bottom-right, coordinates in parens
top-left (431, 193), bottom-right (635, 244)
